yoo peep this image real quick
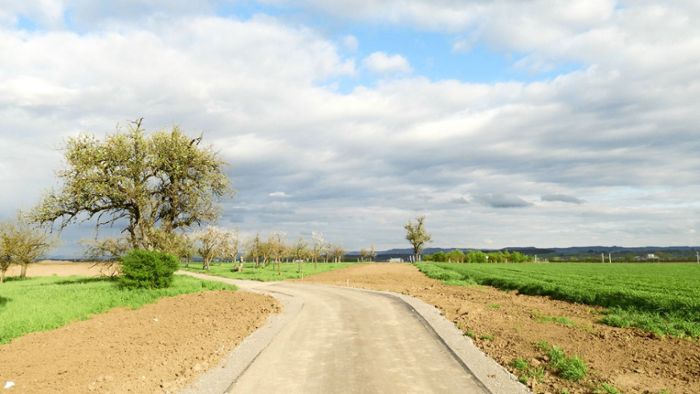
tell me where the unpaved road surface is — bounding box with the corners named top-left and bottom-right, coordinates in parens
top-left (302, 264), bottom-right (700, 394)
top-left (181, 273), bottom-right (524, 394)
top-left (231, 283), bottom-right (487, 393)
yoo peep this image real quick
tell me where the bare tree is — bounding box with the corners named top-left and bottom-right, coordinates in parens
top-left (195, 226), bottom-right (228, 270)
top-left (269, 233), bottom-right (287, 276)
top-left (311, 231), bottom-right (326, 269)
top-left (404, 216), bottom-right (432, 262)
top-left (292, 238), bottom-right (309, 274)
top-left (358, 245), bottom-right (377, 262)
top-left (0, 215), bottom-right (54, 281)
top-left (245, 233), bottom-right (263, 267)
top-left (81, 236), bottom-right (130, 276)
top-left (359, 248), bottom-right (368, 262)
top-left (221, 230), bottom-right (242, 271)
top-left (330, 245), bottom-right (345, 263)
top-left (0, 230), bottom-right (11, 283)
top-left (82, 237), bottom-right (130, 262)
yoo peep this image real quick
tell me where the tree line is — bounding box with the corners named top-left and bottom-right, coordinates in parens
top-left (423, 249), bottom-right (532, 263)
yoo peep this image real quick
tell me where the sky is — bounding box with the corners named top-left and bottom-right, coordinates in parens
top-left (1, 1), bottom-right (700, 257)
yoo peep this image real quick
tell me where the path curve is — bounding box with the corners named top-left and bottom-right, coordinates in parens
top-left (179, 272), bottom-right (528, 394)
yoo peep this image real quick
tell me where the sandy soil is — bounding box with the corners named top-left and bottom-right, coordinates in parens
top-left (0, 268), bottom-right (279, 393)
top-left (5, 260), bottom-right (119, 277)
top-left (301, 263), bottom-right (700, 394)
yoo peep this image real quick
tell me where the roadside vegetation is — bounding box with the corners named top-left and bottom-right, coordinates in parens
top-left (417, 262), bottom-right (700, 337)
top-left (182, 261), bottom-right (354, 281)
top-left (0, 275), bottom-right (234, 344)
top-left (0, 121), bottom-right (301, 345)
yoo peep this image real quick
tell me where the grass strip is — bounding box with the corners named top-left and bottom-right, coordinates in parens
top-left (0, 275), bottom-right (234, 344)
top-left (181, 262), bottom-right (354, 281)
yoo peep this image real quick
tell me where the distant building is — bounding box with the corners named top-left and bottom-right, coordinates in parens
top-left (636, 253), bottom-right (659, 261)
top-left (388, 258), bottom-right (404, 263)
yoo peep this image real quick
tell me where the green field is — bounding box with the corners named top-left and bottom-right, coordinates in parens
top-left (416, 262), bottom-right (700, 338)
top-left (0, 275), bottom-right (235, 344)
top-left (181, 262), bottom-right (354, 281)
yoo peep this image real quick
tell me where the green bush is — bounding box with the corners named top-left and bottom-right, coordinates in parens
top-left (119, 249), bottom-right (180, 289)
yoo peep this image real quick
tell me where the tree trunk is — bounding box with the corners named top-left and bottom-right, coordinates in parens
top-left (0, 269), bottom-right (5, 283)
top-left (20, 263), bottom-right (28, 279)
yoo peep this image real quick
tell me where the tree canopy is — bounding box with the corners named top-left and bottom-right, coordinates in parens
top-left (32, 119), bottom-right (231, 250)
top-left (404, 216), bottom-right (432, 262)
top-left (0, 214), bottom-right (54, 282)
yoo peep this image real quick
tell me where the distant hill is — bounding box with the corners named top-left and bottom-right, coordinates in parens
top-left (348, 246), bottom-right (700, 262)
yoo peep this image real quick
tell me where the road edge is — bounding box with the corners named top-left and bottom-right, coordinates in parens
top-left (178, 272), bottom-right (303, 394)
top-left (178, 271), bottom-right (529, 394)
top-left (344, 286), bottom-right (531, 394)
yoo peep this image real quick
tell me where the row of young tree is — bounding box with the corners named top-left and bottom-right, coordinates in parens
top-left (423, 249), bottom-right (532, 263)
top-left (84, 227), bottom-right (349, 270)
top-left (0, 121), bottom-right (359, 285)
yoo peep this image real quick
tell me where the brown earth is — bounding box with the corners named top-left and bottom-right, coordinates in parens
top-left (300, 263), bottom-right (700, 394)
top-left (0, 276), bottom-right (278, 393)
top-left (5, 260), bottom-right (119, 277)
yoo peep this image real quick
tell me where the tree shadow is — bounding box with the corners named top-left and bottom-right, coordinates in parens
top-left (51, 277), bottom-right (115, 286)
top-left (2, 276), bottom-right (26, 283)
top-left (0, 296), bottom-right (10, 308)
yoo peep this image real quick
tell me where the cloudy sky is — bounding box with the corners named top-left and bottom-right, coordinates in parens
top-left (2, 1), bottom-right (700, 256)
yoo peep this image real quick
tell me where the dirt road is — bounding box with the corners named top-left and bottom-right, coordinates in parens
top-left (181, 273), bottom-right (525, 394)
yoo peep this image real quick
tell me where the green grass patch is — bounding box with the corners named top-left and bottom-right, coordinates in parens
top-left (537, 341), bottom-right (588, 382)
top-left (510, 357), bottom-right (545, 384)
top-left (0, 275), bottom-right (234, 344)
top-left (463, 328), bottom-right (476, 339)
top-left (533, 313), bottom-right (576, 327)
top-left (181, 262), bottom-right (354, 281)
top-left (416, 262), bottom-right (700, 338)
top-left (595, 383), bottom-right (621, 394)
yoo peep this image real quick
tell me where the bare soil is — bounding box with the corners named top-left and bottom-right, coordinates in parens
top-left (5, 260), bottom-right (119, 277)
top-left (301, 263), bottom-right (700, 394)
top-left (0, 267), bottom-right (279, 393)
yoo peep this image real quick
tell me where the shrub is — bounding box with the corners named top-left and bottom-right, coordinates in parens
top-left (119, 249), bottom-right (179, 289)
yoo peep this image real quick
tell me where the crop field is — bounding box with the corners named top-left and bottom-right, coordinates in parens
top-left (0, 275), bottom-right (235, 344)
top-left (417, 262), bottom-right (700, 338)
top-left (182, 262), bottom-right (354, 281)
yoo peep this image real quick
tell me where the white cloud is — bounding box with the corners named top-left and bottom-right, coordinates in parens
top-left (362, 52), bottom-right (412, 74)
top-left (269, 191), bottom-right (289, 198)
top-left (342, 34), bottom-right (358, 51)
top-left (2, 2), bottom-right (700, 255)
